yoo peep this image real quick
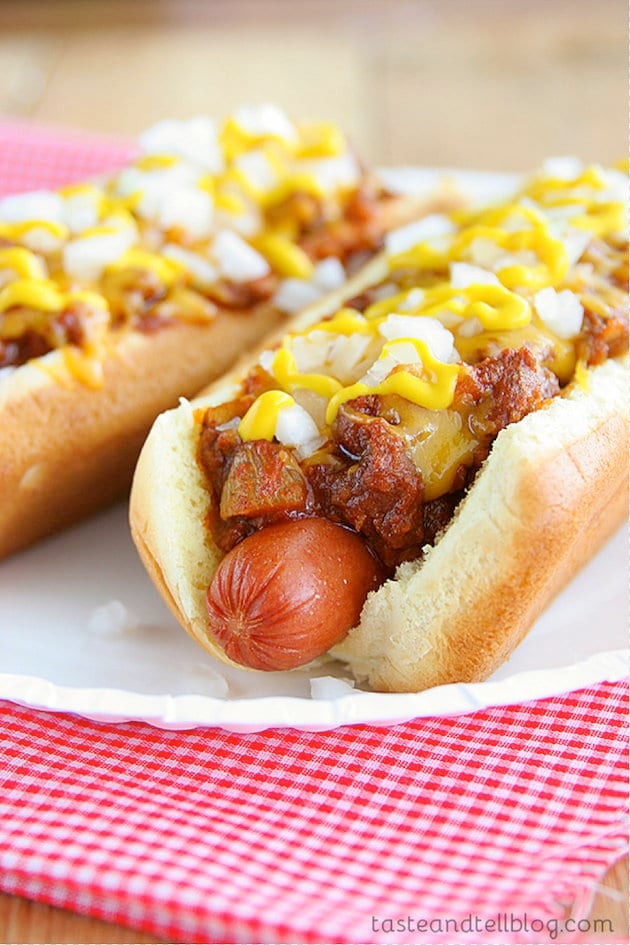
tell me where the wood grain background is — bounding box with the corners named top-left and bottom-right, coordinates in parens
top-left (0, 0), bottom-right (627, 941)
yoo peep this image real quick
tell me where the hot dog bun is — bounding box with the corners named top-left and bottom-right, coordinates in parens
top-left (0, 110), bottom-right (450, 559)
top-left (130, 160), bottom-right (628, 692)
top-left (331, 355), bottom-right (628, 690)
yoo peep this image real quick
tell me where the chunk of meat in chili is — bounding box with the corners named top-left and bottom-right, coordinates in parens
top-left (197, 405), bottom-right (311, 552)
top-left (577, 308), bottom-right (629, 366)
top-left (0, 307), bottom-right (87, 368)
top-left (298, 187), bottom-right (385, 263)
top-left (220, 440), bottom-right (309, 519)
top-left (455, 346), bottom-right (559, 462)
top-left (305, 397), bottom-right (425, 568)
top-left (197, 396), bottom-right (256, 499)
top-left (0, 330), bottom-right (50, 368)
top-left (203, 273), bottom-right (279, 310)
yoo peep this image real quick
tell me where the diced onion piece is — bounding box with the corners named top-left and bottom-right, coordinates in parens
top-left (362, 353), bottom-right (398, 387)
top-left (542, 156), bottom-right (585, 181)
top-left (385, 214), bottom-right (455, 255)
top-left (450, 262), bottom-right (501, 289)
top-left (234, 149), bottom-right (279, 194)
top-left (63, 228), bottom-right (137, 282)
top-left (312, 257), bottom-right (346, 291)
top-left (275, 400), bottom-right (322, 448)
top-left (212, 230), bottom-right (270, 282)
top-left (259, 349), bottom-right (276, 373)
top-left (233, 104), bottom-right (297, 145)
top-left (157, 186), bottom-right (213, 239)
top-left (116, 164), bottom-right (200, 219)
top-left (467, 237), bottom-right (505, 269)
top-left (458, 317), bottom-right (484, 338)
top-left (601, 168), bottom-right (628, 206)
top-left (273, 277), bottom-right (322, 313)
top-left (326, 333), bottom-right (374, 384)
top-left (139, 116), bottom-right (223, 173)
top-left (64, 191), bottom-right (101, 235)
top-left (0, 190), bottom-right (65, 225)
top-left (163, 243), bottom-right (218, 286)
top-left (561, 227), bottom-right (592, 268)
top-left (534, 287), bottom-right (584, 339)
top-left (378, 314), bottom-right (457, 362)
top-left (399, 288), bottom-right (425, 310)
top-left (494, 250), bottom-right (539, 271)
top-left (296, 152), bottom-right (359, 193)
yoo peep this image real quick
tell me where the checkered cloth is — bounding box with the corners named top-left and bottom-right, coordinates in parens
top-left (0, 120), bottom-right (627, 945)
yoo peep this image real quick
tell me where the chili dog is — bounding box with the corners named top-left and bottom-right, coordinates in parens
top-left (130, 158), bottom-right (629, 692)
top-left (0, 106), bottom-right (449, 559)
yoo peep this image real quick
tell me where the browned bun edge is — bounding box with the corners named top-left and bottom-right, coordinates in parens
top-left (332, 356), bottom-right (629, 691)
top-left (0, 307), bottom-right (284, 560)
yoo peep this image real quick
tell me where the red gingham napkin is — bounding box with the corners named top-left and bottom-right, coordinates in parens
top-left (0, 120), bottom-right (628, 945)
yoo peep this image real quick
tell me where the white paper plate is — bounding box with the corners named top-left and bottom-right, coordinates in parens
top-left (1, 502), bottom-right (626, 732)
top-left (0, 168), bottom-right (627, 731)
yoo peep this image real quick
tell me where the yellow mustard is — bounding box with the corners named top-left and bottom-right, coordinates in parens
top-left (254, 234), bottom-right (314, 279)
top-left (238, 390), bottom-right (296, 441)
top-left (0, 247), bottom-right (47, 281)
top-left (325, 339), bottom-right (460, 424)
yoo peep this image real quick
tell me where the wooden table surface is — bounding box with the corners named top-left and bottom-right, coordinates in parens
top-left (0, 0), bottom-right (627, 941)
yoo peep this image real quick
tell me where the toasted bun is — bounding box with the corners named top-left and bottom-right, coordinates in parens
top-left (130, 248), bottom-right (628, 690)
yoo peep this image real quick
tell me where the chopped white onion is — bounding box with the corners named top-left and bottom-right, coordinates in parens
top-left (296, 152), bottom-right (359, 193)
top-left (291, 330), bottom-right (373, 384)
top-left (458, 317), bottom-right (484, 338)
top-left (259, 349), bottom-right (275, 373)
top-left (467, 237), bottom-right (505, 269)
top-left (542, 156), bottom-right (585, 181)
top-left (326, 333), bottom-right (374, 383)
top-left (362, 353), bottom-right (399, 387)
top-left (115, 164), bottom-right (199, 220)
top-left (19, 227), bottom-right (64, 254)
top-left (561, 227), bottom-right (592, 268)
top-left (157, 186), bottom-right (213, 239)
top-left (378, 314), bottom-right (457, 362)
top-left (212, 230), bottom-right (270, 282)
top-left (534, 287), bottom-right (584, 339)
top-left (232, 103), bottom-right (297, 144)
top-left (139, 116), bottom-right (224, 173)
top-left (64, 191), bottom-right (100, 235)
top-left (312, 257), bottom-right (346, 291)
top-left (63, 228), bottom-right (137, 282)
top-left (385, 214), bottom-right (455, 255)
top-left (163, 243), bottom-right (218, 286)
top-left (399, 288), bottom-right (424, 311)
top-left (273, 277), bottom-right (322, 313)
top-left (493, 250), bottom-right (539, 271)
top-left (450, 262), bottom-right (501, 288)
top-left (0, 189), bottom-right (65, 225)
top-left (234, 149), bottom-right (278, 194)
top-left (275, 401), bottom-right (322, 448)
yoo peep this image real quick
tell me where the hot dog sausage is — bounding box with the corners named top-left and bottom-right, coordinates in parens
top-left (205, 518), bottom-right (386, 670)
